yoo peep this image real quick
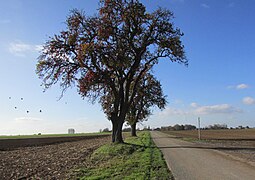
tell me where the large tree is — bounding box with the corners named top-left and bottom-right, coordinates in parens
top-left (36, 0), bottom-right (187, 143)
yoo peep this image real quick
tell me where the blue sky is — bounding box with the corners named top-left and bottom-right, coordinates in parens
top-left (0, 0), bottom-right (254, 135)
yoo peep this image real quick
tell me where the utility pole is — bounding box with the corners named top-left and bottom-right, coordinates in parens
top-left (198, 117), bottom-right (201, 140)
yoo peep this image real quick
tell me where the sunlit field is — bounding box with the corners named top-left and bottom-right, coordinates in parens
top-left (162, 128), bottom-right (255, 140)
top-left (0, 132), bottom-right (110, 139)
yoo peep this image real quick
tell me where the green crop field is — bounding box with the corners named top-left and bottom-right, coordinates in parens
top-left (0, 132), bottom-right (110, 139)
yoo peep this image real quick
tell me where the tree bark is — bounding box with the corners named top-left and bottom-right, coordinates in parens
top-left (115, 121), bottom-right (124, 143)
top-left (111, 120), bottom-right (117, 143)
top-left (131, 123), bottom-right (137, 136)
top-left (111, 118), bottom-right (124, 143)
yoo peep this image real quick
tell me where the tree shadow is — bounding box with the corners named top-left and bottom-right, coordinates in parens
top-left (152, 136), bottom-right (181, 139)
top-left (168, 136), bottom-right (255, 141)
top-left (124, 142), bottom-right (255, 151)
top-left (157, 146), bottom-right (255, 151)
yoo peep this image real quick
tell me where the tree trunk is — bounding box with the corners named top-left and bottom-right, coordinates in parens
top-left (111, 118), bottom-right (124, 143)
top-left (111, 101), bottom-right (128, 143)
top-left (115, 121), bottom-right (124, 143)
top-left (112, 120), bottom-right (117, 143)
top-left (131, 123), bottom-right (137, 136)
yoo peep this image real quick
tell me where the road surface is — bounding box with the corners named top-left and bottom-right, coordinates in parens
top-left (151, 131), bottom-right (255, 180)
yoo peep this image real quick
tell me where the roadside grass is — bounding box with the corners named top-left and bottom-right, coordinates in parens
top-left (74, 131), bottom-right (172, 180)
top-left (0, 132), bottom-right (111, 139)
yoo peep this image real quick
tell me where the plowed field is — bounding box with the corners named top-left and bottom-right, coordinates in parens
top-left (162, 129), bottom-right (255, 140)
top-left (0, 134), bottom-right (111, 179)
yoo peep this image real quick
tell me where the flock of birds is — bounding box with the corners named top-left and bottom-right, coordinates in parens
top-left (8, 96), bottom-right (69, 114)
top-left (9, 96), bottom-right (42, 114)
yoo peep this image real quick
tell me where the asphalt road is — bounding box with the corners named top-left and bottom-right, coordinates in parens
top-left (151, 131), bottom-right (255, 180)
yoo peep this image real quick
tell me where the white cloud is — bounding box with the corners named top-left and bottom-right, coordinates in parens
top-left (158, 102), bottom-right (241, 118)
top-left (201, 3), bottom-right (210, 8)
top-left (190, 102), bottom-right (198, 108)
top-left (15, 117), bottom-right (43, 123)
top-left (8, 41), bottom-right (43, 56)
top-left (227, 83), bottom-right (249, 90)
top-left (195, 104), bottom-right (242, 115)
top-left (35, 45), bottom-right (43, 51)
top-left (236, 84), bottom-right (249, 89)
top-left (159, 107), bottom-right (188, 117)
top-left (242, 97), bottom-right (255, 105)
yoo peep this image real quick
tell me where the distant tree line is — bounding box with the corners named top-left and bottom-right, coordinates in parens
top-left (160, 124), bottom-right (196, 131)
top-left (157, 123), bottom-right (252, 131)
top-left (229, 125), bottom-right (250, 129)
top-left (204, 124), bottom-right (228, 130)
top-left (204, 124), bottom-right (250, 130)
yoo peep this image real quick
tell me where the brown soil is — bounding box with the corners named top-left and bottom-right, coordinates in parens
top-left (0, 135), bottom-right (111, 180)
top-left (163, 129), bottom-right (255, 140)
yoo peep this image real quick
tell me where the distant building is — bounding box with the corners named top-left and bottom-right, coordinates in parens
top-left (68, 128), bottom-right (75, 134)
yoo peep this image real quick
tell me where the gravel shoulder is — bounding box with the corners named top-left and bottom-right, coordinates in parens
top-left (0, 135), bottom-right (111, 179)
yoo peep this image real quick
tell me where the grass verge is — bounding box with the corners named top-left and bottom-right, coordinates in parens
top-left (73, 131), bottom-right (173, 180)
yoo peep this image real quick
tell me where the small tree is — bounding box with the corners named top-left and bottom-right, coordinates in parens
top-left (102, 128), bottom-right (111, 132)
top-left (126, 74), bottom-right (166, 136)
top-left (184, 124), bottom-right (196, 130)
top-left (173, 124), bottom-right (185, 131)
top-left (36, 0), bottom-right (186, 143)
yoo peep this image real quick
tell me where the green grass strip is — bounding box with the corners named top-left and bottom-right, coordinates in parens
top-left (74, 131), bottom-right (173, 180)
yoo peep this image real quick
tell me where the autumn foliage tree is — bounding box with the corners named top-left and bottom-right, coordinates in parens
top-left (126, 74), bottom-right (166, 136)
top-left (36, 0), bottom-right (187, 143)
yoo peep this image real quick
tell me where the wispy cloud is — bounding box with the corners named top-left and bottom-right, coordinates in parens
top-left (8, 41), bottom-right (43, 57)
top-left (190, 102), bottom-right (198, 108)
top-left (228, 83), bottom-right (249, 90)
top-left (159, 107), bottom-right (188, 117)
top-left (194, 104), bottom-right (242, 115)
top-left (201, 3), bottom-right (210, 8)
top-left (15, 117), bottom-right (43, 123)
top-left (242, 97), bottom-right (255, 105)
top-left (159, 103), bottom-right (242, 118)
top-left (236, 83), bottom-right (249, 89)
